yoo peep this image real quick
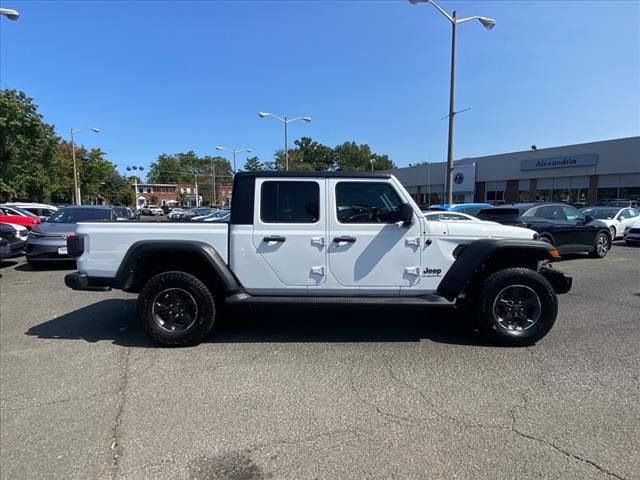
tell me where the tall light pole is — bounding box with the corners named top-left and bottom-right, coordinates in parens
top-left (0, 8), bottom-right (20, 20)
top-left (409, 0), bottom-right (495, 204)
top-left (70, 127), bottom-right (100, 205)
top-left (215, 146), bottom-right (252, 174)
top-left (124, 165), bottom-right (145, 207)
top-left (258, 112), bottom-right (311, 171)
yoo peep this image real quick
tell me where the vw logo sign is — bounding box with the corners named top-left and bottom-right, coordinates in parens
top-left (453, 172), bottom-right (464, 185)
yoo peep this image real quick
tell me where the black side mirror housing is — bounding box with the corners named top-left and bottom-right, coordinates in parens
top-left (399, 203), bottom-right (414, 226)
top-left (584, 214), bottom-right (594, 224)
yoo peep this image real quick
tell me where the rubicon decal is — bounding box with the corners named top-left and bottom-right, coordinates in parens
top-left (422, 267), bottom-right (442, 277)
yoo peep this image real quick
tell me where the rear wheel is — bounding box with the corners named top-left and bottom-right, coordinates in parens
top-left (589, 231), bottom-right (610, 258)
top-left (476, 268), bottom-right (557, 346)
top-left (137, 271), bottom-right (215, 346)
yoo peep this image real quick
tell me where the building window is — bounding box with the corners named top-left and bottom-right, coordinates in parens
top-left (485, 181), bottom-right (505, 203)
top-left (138, 187), bottom-right (143, 193)
top-left (146, 188), bottom-right (152, 193)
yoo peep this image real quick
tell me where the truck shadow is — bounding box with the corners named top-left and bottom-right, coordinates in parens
top-left (25, 299), bottom-right (492, 347)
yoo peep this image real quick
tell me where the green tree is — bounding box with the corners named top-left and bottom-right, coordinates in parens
top-left (0, 89), bottom-right (59, 201)
top-left (333, 141), bottom-right (395, 171)
top-left (269, 137), bottom-right (395, 173)
top-left (242, 156), bottom-right (263, 171)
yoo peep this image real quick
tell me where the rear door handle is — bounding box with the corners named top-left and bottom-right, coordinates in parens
top-left (263, 235), bottom-right (286, 243)
top-left (333, 236), bottom-right (356, 243)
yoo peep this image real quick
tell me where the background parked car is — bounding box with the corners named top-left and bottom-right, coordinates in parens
top-left (0, 239), bottom-right (11, 260)
top-left (623, 219), bottom-right (640, 246)
top-left (140, 205), bottom-right (164, 216)
top-left (427, 203), bottom-right (494, 216)
top-left (4, 203), bottom-right (58, 220)
top-left (477, 203), bottom-right (612, 258)
top-left (182, 207), bottom-right (215, 221)
top-left (201, 210), bottom-right (231, 222)
top-left (26, 206), bottom-right (128, 267)
top-left (580, 206), bottom-right (640, 239)
top-left (0, 206), bottom-right (41, 230)
top-left (0, 222), bottom-right (28, 256)
top-left (125, 208), bottom-right (140, 221)
top-left (606, 199), bottom-right (639, 209)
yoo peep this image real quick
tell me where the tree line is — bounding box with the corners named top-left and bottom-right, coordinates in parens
top-left (1, 88), bottom-right (396, 206)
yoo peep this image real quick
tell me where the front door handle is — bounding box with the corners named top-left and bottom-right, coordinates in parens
top-left (333, 236), bottom-right (356, 243)
top-left (263, 235), bottom-right (286, 243)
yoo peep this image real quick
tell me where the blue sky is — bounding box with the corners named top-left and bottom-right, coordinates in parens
top-left (1, 0), bottom-right (639, 175)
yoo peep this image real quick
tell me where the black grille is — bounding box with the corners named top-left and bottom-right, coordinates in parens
top-left (629, 228), bottom-right (640, 234)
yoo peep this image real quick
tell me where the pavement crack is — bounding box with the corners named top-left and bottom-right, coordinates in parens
top-left (0, 390), bottom-right (117, 411)
top-left (110, 347), bottom-right (131, 480)
top-left (509, 391), bottom-right (628, 480)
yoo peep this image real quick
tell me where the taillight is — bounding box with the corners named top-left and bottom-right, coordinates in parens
top-left (66, 235), bottom-right (85, 258)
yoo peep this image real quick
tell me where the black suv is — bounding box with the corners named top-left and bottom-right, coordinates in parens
top-left (477, 203), bottom-right (611, 258)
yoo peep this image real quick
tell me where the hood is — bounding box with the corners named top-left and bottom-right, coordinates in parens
top-left (445, 221), bottom-right (536, 240)
top-left (32, 222), bottom-right (76, 237)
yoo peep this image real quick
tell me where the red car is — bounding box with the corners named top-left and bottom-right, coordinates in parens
top-left (0, 207), bottom-right (41, 229)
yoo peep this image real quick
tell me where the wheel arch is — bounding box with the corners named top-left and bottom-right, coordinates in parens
top-left (115, 241), bottom-right (239, 294)
top-left (437, 238), bottom-right (559, 301)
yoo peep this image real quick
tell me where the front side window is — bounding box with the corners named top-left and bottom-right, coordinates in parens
top-left (336, 182), bottom-right (403, 224)
top-left (261, 181), bottom-right (319, 223)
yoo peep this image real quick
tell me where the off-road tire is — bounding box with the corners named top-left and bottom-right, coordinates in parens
top-left (476, 268), bottom-right (557, 346)
top-left (589, 231), bottom-right (610, 258)
top-left (609, 226), bottom-right (616, 240)
top-left (137, 271), bottom-right (215, 347)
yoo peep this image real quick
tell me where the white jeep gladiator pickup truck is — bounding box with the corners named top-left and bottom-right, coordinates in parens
top-left (65, 172), bottom-right (572, 347)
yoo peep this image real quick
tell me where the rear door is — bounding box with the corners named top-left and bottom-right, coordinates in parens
top-left (251, 178), bottom-right (326, 287)
top-left (327, 179), bottom-right (422, 290)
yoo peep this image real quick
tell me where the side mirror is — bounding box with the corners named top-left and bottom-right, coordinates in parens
top-left (584, 214), bottom-right (594, 224)
top-left (399, 203), bottom-right (414, 226)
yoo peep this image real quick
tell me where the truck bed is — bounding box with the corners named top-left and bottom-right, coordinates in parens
top-left (75, 222), bottom-right (228, 277)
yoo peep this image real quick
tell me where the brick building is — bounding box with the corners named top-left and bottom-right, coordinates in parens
top-left (133, 182), bottom-right (232, 208)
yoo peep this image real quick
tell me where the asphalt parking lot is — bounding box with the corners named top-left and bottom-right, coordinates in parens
top-left (1, 242), bottom-right (639, 480)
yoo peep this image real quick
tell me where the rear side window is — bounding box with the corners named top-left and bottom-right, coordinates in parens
top-left (260, 181), bottom-right (319, 223)
top-left (336, 182), bottom-right (403, 224)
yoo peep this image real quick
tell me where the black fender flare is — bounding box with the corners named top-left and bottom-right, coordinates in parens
top-left (114, 240), bottom-right (239, 293)
top-left (436, 238), bottom-right (559, 300)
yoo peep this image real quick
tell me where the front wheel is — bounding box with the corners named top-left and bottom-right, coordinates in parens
top-left (137, 271), bottom-right (215, 346)
top-left (609, 226), bottom-right (616, 239)
top-left (589, 231), bottom-right (610, 258)
top-left (476, 268), bottom-right (558, 346)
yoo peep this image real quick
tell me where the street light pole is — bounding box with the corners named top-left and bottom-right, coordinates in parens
top-left (70, 127), bottom-right (100, 205)
top-left (409, 0), bottom-right (495, 204)
top-left (258, 112), bottom-right (311, 171)
top-left (446, 11), bottom-right (457, 205)
top-left (215, 146), bottom-right (252, 206)
top-left (71, 129), bottom-right (79, 205)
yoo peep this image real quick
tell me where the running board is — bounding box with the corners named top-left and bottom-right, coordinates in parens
top-left (225, 292), bottom-right (454, 306)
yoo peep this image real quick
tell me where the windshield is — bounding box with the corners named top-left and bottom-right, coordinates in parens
top-left (582, 208), bottom-right (618, 219)
top-left (47, 208), bottom-right (112, 223)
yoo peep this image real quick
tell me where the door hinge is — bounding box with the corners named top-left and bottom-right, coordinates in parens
top-left (404, 266), bottom-right (420, 276)
top-left (311, 266), bottom-right (325, 276)
top-left (406, 236), bottom-right (420, 247)
top-left (311, 236), bottom-right (325, 247)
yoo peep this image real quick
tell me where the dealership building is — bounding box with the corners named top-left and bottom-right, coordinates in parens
top-left (390, 136), bottom-right (640, 205)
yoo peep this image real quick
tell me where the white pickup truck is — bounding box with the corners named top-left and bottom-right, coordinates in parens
top-left (65, 172), bottom-right (572, 347)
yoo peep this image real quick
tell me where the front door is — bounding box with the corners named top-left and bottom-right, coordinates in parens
top-left (252, 178), bottom-right (326, 287)
top-left (327, 179), bottom-right (422, 289)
